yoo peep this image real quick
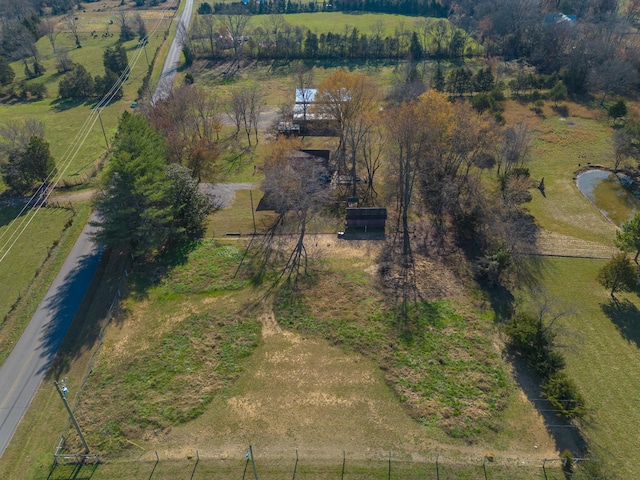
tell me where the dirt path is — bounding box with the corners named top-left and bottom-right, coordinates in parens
top-left (50, 188), bottom-right (98, 203)
top-left (535, 229), bottom-right (615, 259)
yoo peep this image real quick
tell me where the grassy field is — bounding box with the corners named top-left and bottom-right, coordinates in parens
top-left (0, 4), bottom-right (174, 190)
top-left (502, 101), bottom-right (618, 244)
top-left (527, 257), bottom-right (640, 479)
top-left (509, 100), bottom-right (640, 476)
top-left (0, 203), bottom-right (91, 366)
top-left (0, 237), bottom-right (558, 479)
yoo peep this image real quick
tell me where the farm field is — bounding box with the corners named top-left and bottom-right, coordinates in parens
top-left (0, 4), bottom-right (174, 192)
top-left (1, 1), bottom-right (638, 475)
top-left (0, 0), bottom-right (181, 361)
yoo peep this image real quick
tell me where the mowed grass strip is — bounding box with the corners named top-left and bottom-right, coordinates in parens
top-left (530, 257), bottom-right (640, 479)
top-left (0, 203), bottom-right (91, 365)
top-left (39, 453), bottom-right (548, 479)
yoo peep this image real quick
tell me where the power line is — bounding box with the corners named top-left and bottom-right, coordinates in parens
top-left (0, 0), bottom-right (181, 265)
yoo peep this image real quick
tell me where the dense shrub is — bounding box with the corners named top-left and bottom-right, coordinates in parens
top-left (506, 310), bottom-right (586, 420)
top-left (543, 372), bottom-right (587, 419)
top-left (58, 64), bottom-right (95, 99)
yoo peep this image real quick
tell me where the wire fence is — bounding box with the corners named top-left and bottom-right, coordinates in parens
top-left (48, 445), bottom-right (574, 480)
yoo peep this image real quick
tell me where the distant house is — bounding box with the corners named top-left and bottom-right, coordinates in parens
top-left (543, 13), bottom-right (577, 26)
top-left (294, 88), bottom-right (318, 121)
top-left (289, 88), bottom-right (340, 136)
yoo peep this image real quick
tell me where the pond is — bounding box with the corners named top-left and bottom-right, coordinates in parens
top-left (576, 170), bottom-right (640, 226)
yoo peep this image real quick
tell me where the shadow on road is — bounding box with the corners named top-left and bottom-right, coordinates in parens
top-left (42, 251), bottom-right (118, 380)
top-left (40, 247), bottom-right (105, 380)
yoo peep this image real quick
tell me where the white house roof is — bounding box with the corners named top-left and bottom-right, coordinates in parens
top-left (295, 88), bottom-right (318, 104)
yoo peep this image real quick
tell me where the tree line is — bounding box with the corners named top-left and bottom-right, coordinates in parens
top-left (204, 0), bottom-right (448, 17)
top-left (189, 14), bottom-right (473, 61)
top-left (446, 0), bottom-right (640, 98)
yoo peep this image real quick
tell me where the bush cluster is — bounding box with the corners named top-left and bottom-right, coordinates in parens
top-left (505, 312), bottom-right (586, 419)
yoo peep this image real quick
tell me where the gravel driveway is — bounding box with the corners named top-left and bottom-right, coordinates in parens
top-left (199, 183), bottom-right (256, 208)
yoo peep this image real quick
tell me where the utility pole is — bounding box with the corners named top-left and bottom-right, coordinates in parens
top-left (96, 109), bottom-right (110, 151)
top-left (143, 40), bottom-right (150, 70)
top-left (249, 190), bottom-right (257, 234)
top-left (54, 380), bottom-right (90, 454)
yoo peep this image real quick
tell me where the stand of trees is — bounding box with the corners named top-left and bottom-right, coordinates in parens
top-left (0, 119), bottom-right (54, 194)
top-left (94, 112), bottom-right (213, 257)
top-left (58, 45), bottom-right (128, 100)
top-left (1, 134), bottom-right (56, 193)
top-left (190, 15), bottom-right (474, 61)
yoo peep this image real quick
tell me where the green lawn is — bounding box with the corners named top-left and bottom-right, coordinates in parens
top-left (524, 109), bottom-right (617, 244)
top-left (0, 203), bottom-right (91, 365)
top-left (525, 257), bottom-right (640, 478)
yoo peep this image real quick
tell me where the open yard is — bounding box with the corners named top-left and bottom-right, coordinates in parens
top-left (0, 28), bottom-right (636, 478)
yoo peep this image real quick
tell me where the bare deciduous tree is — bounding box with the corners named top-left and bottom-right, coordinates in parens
top-left (146, 85), bottom-right (222, 182)
top-left (253, 136), bottom-right (331, 285)
top-left (315, 70), bottom-right (379, 185)
top-left (39, 17), bottom-right (60, 53)
top-left (64, 11), bottom-right (81, 48)
top-left (496, 120), bottom-right (530, 176)
top-left (228, 84), bottom-right (264, 146)
top-left (293, 61), bottom-right (314, 122)
top-left (0, 119), bottom-right (45, 160)
top-left (219, 11), bottom-right (251, 60)
top-left (199, 12), bottom-right (217, 57)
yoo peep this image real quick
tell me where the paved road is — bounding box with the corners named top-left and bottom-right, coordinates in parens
top-left (0, 0), bottom-right (195, 458)
top-left (152, 0), bottom-right (194, 104)
top-left (0, 218), bottom-right (103, 456)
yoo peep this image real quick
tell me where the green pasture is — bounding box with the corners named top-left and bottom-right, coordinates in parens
top-left (526, 111), bottom-right (617, 244)
top-left (200, 12), bottom-right (482, 53)
top-left (0, 202), bottom-right (91, 365)
top-left (0, 206), bottom-right (74, 327)
top-left (256, 12), bottom-right (428, 35)
top-left (521, 257), bottom-right (640, 479)
top-left (1, 15), bottom-right (171, 187)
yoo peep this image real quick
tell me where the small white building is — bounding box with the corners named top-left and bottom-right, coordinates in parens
top-left (294, 88), bottom-right (318, 121)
